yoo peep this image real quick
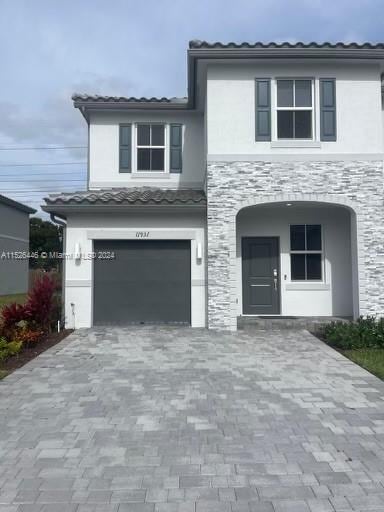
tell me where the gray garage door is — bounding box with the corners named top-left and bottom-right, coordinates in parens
top-left (93, 240), bottom-right (191, 325)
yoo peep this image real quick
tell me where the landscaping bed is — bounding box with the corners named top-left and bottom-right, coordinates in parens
top-left (315, 316), bottom-right (384, 380)
top-left (0, 329), bottom-right (72, 379)
top-left (0, 274), bottom-right (69, 380)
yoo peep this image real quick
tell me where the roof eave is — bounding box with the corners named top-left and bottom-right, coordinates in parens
top-left (0, 194), bottom-right (36, 215)
top-left (188, 47), bottom-right (384, 59)
top-left (42, 203), bottom-right (206, 215)
top-left (187, 46), bottom-right (384, 108)
top-left (72, 46), bottom-right (384, 115)
top-left (73, 100), bottom-right (191, 115)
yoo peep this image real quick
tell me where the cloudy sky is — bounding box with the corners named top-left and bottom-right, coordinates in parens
top-left (0, 0), bottom-right (383, 215)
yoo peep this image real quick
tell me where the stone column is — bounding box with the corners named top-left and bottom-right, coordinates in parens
top-left (206, 164), bottom-right (238, 331)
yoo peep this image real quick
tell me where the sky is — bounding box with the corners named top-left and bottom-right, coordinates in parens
top-left (0, 0), bottom-right (383, 216)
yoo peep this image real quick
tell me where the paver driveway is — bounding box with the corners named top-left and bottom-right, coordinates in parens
top-left (1, 327), bottom-right (384, 512)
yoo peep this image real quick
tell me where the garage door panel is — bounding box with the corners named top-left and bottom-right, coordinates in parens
top-left (93, 240), bottom-right (191, 325)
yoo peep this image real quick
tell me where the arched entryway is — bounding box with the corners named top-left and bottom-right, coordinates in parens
top-left (226, 195), bottom-right (363, 330)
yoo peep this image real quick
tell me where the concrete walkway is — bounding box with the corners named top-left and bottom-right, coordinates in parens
top-left (1, 327), bottom-right (384, 512)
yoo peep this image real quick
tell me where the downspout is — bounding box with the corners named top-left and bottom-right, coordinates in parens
top-left (381, 72), bottom-right (384, 101)
top-left (50, 213), bottom-right (66, 228)
top-left (50, 214), bottom-right (67, 328)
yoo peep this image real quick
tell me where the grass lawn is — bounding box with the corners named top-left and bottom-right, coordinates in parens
top-left (0, 370), bottom-right (8, 380)
top-left (343, 349), bottom-right (384, 380)
top-left (0, 293), bottom-right (27, 310)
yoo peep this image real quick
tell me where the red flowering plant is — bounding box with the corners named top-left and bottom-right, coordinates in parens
top-left (24, 274), bottom-right (58, 332)
top-left (1, 303), bottom-right (28, 342)
top-left (1, 302), bottom-right (27, 329)
top-left (0, 275), bottom-right (58, 346)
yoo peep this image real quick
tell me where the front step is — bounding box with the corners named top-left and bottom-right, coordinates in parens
top-left (238, 316), bottom-right (351, 331)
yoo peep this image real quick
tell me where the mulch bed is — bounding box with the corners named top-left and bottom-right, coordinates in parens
top-left (0, 329), bottom-right (73, 375)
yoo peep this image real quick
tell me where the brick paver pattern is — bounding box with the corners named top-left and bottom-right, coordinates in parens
top-left (1, 326), bottom-right (384, 512)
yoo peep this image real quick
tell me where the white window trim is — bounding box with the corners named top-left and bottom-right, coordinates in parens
top-left (272, 78), bottom-right (316, 142)
top-left (289, 224), bottom-right (325, 282)
top-left (132, 123), bottom-right (170, 174)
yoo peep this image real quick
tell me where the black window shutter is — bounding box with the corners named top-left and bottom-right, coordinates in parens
top-left (170, 124), bottom-right (182, 173)
top-left (255, 79), bottom-right (271, 141)
top-left (119, 124), bottom-right (132, 172)
top-left (320, 79), bottom-right (337, 141)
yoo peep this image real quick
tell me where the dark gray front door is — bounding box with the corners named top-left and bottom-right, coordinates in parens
top-left (93, 240), bottom-right (191, 325)
top-left (242, 237), bottom-right (280, 315)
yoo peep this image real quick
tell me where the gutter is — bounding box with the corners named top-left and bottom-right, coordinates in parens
top-left (187, 47), bottom-right (384, 59)
top-left (43, 203), bottom-right (206, 216)
top-left (49, 212), bottom-right (67, 225)
top-left (73, 101), bottom-right (191, 114)
top-left (187, 46), bottom-right (384, 108)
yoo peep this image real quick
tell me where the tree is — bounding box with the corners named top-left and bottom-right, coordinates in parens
top-left (29, 217), bottom-right (63, 270)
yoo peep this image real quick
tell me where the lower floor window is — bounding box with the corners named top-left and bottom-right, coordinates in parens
top-left (291, 253), bottom-right (322, 280)
top-left (290, 224), bottom-right (322, 280)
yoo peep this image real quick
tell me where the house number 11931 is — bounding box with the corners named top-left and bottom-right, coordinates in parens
top-left (136, 231), bottom-right (150, 238)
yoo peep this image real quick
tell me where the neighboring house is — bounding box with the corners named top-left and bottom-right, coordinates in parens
top-left (0, 194), bottom-right (36, 296)
top-left (43, 41), bottom-right (384, 331)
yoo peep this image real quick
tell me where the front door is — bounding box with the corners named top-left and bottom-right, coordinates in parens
top-left (242, 237), bottom-right (280, 315)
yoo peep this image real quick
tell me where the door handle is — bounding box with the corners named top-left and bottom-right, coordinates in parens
top-left (273, 269), bottom-right (278, 291)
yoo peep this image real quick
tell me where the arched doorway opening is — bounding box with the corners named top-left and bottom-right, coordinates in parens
top-left (233, 200), bottom-right (360, 323)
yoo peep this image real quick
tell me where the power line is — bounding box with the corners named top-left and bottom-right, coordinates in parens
top-left (0, 177), bottom-right (86, 181)
top-left (0, 171), bottom-right (86, 176)
top-left (1, 180), bottom-right (85, 183)
top-left (1, 176), bottom-right (85, 180)
top-left (2, 189), bottom-right (85, 192)
top-left (2, 188), bottom-right (85, 193)
top-left (0, 178), bottom-right (86, 182)
top-left (0, 146), bottom-right (86, 151)
top-left (0, 161), bottom-right (86, 167)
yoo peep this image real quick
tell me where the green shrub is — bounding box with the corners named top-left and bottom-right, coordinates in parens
top-left (0, 338), bottom-right (23, 361)
top-left (320, 316), bottom-right (384, 350)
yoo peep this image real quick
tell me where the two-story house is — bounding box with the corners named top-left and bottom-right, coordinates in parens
top-left (43, 41), bottom-right (384, 331)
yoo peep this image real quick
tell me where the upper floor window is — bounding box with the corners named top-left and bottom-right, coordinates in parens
top-left (119, 123), bottom-right (183, 174)
top-left (137, 124), bottom-right (165, 172)
top-left (255, 77), bottom-right (336, 142)
top-left (276, 79), bottom-right (313, 139)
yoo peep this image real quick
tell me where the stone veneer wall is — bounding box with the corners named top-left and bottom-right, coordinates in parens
top-left (207, 160), bottom-right (384, 331)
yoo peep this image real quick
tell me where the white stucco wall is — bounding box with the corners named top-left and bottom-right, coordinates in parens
top-left (236, 203), bottom-right (353, 317)
top-left (206, 61), bottom-right (383, 157)
top-left (89, 111), bottom-right (205, 189)
top-left (64, 210), bottom-right (206, 329)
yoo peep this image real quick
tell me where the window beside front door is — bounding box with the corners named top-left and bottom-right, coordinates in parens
top-left (290, 224), bottom-right (322, 280)
top-left (276, 79), bottom-right (313, 139)
top-left (136, 124), bottom-right (165, 172)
